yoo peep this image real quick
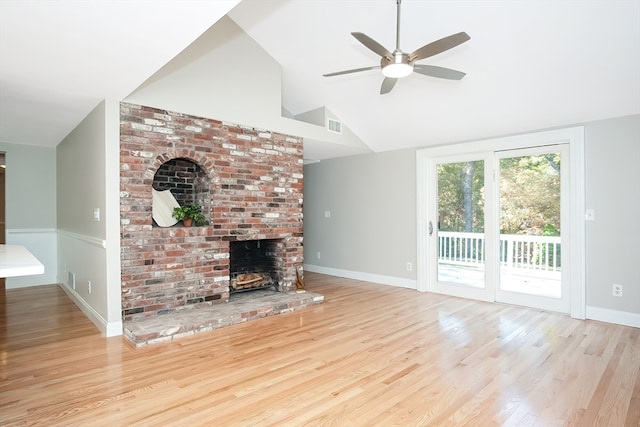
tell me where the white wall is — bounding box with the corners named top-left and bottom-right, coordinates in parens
top-left (125, 16), bottom-right (371, 162)
top-left (0, 142), bottom-right (57, 287)
top-left (304, 115), bottom-right (640, 327)
top-left (56, 100), bottom-right (122, 337)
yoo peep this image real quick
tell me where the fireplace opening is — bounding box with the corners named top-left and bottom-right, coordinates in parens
top-left (229, 239), bottom-right (282, 293)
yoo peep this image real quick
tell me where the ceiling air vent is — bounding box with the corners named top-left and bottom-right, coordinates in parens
top-left (327, 118), bottom-right (342, 134)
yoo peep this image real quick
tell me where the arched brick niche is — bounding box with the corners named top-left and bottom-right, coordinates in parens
top-left (152, 157), bottom-right (211, 226)
top-left (120, 102), bottom-right (304, 321)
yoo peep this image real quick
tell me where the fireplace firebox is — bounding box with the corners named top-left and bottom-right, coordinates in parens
top-left (229, 239), bottom-right (282, 293)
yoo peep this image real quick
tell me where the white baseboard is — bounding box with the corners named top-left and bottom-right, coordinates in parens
top-left (59, 283), bottom-right (123, 337)
top-left (586, 306), bottom-right (640, 328)
top-left (6, 281), bottom-right (57, 289)
top-left (303, 264), bottom-right (417, 289)
top-left (303, 266), bottom-right (639, 329)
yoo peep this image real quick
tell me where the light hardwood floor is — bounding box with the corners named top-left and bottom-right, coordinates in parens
top-left (1, 273), bottom-right (638, 426)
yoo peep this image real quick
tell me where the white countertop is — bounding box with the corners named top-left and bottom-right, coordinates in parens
top-left (0, 244), bottom-right (45, 278)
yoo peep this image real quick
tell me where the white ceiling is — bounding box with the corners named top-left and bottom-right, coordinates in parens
top-left (0, 0), bottom-right (240, 146)
top-left (2, 0), bottom-right (639, 158)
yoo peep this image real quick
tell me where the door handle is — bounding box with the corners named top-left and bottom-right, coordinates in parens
top-left (428, 221), bottom-right (433, 236)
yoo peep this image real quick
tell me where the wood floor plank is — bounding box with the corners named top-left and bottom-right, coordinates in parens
top-left (1, 275), bottom-right (638, 426)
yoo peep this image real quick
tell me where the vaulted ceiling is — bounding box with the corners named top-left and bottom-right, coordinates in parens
top-left (0, 0), bottom-right (240, 146)
top-left (2, 1), bottom-right (639, 160)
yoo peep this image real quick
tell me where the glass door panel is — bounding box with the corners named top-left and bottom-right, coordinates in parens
top-left (495, 145), bottom-right (570, 313)
top-left (436, 160), bottom-right (486, 289)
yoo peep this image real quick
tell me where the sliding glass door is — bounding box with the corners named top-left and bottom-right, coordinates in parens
top-left (417, 127), bottom-right (583, 316)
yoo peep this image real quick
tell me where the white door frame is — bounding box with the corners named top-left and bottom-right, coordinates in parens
top-left (416, 127), bottom-right (586, 319)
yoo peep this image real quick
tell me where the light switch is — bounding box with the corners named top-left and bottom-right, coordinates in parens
top-left (324, 210), bottom-right (331, 218)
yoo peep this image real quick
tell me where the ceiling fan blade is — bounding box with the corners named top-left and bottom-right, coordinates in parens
top-left (323, 65), bottom-right (381, 77)
top-left (351, 32), bottom-right (393, 59)
top-left (414, 64), bottom-right (466, 80)
top-left (409, 32), bottom-right (470, 62)
top-left (380, 77), bottom-right (398, 95)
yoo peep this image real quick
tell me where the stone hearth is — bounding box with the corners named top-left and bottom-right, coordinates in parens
top-left (124, 290), bottom-right (324, 347)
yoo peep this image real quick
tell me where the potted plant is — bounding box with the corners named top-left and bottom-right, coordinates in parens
top-left (172, 203), bottom-right (205, 227)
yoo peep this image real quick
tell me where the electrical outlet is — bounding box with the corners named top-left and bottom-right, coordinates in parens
top-left (316, 251), bottom-right (321, 259)
top-left (88, 281), bottom-right (92, 294)
top-left (406, 262), bottom-right (412, 271)
top-left (612, 284), bottom-right (623, 297)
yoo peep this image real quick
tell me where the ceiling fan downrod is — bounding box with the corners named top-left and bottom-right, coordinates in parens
top-left (395, 0), bottom-right (402, 52)
top-left (383, 0), bottom-right (413, 78)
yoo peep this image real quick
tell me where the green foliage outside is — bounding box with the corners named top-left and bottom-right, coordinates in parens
top-left (437, 160), bottom-right (485, 233)
top-left (499, 154), bottom-right (561, 236)
top-left (437, 154), bottom-right (561, 236)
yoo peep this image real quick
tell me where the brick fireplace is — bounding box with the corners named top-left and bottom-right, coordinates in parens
top-left (119, 103), bottom-right (304, 323)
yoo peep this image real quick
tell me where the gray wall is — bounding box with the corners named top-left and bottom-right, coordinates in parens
top-left (0, 142), bottom-right (57, 287)
top-left (304, 149), bottom-right (416, 279)
top-left (304, 115), bottom-right (640, 319)
top-left (584, 115), bottom-right (640, 314)
top-left (56, 100), bottom-right (122, 336)
top-left (57, 102), bottom-right (106, 238)
top-left (0, 142), bottom-right (56, 229)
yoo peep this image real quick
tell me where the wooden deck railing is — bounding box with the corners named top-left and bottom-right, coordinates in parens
top-left (438, 231), bottom-right (561, 271)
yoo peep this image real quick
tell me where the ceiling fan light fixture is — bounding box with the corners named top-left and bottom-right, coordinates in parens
top-left (382, 62), bottom-right (413, 78)
top-left (323, 0), bottom-right (470, 93)
top-left (381, 51), bottom-right (413, 78)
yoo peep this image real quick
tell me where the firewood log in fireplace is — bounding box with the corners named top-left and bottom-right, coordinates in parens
top-left (231, 273), bottom-right (272, 290)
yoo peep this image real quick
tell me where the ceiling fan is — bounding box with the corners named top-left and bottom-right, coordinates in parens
top-left (323, 0), bottom-right (470, 95)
